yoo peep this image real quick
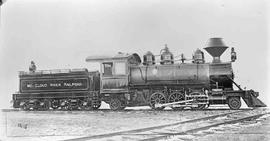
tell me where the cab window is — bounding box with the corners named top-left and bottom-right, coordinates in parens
top-left (115, 62), bottom-right (126, 75)
top-left (102, 62), bottom-right (113, 76)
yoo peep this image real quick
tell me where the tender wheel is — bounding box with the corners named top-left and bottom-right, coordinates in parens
top-left (21, 102), bottom-right (30, 111)
top-left (68, 99), bottom-right (80, 110)
top-left (92, 101), bottom-right (101, 110)
top-left (228, 97), bottom-right (241, 110)
top-left (80, 99), bottom-right (92, 110)
top-left (150, 92), bottom-right (166, 110)
top-left (60, 99), bottom-right (70, 111)
top-left (25, 99), bottom-right (38, 111)
top-left (39, 99), bottom-right (50, 111)
top-left (168, 92), bottom-right (185, 110)
top-left (51, 99), bottom-right (59, 110)
top-left (109, 98), bottom-right (123, 111)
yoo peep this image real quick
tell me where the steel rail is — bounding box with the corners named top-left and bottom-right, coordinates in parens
top-left (62, 110), bottom-right (250, 141)
top-left (140, 112), bottom-right (270, 141)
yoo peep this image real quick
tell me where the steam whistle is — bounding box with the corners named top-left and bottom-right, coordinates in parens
top-left (231, 47), bottom-right (237, 62)
top-left (180, 53), bottom-right (186, 63)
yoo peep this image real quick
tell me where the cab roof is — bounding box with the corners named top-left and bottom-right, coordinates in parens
top-left (86, 53), bottom-right (141, 64)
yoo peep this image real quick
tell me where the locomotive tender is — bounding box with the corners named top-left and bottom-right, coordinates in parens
top-left (12, 38), bottom-right (266, 110)
top-left (13, 69), bottom-right (101, 110)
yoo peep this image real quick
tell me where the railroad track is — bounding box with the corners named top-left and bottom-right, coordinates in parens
top-left (63, 109), bottom-right (269, 141)
top-left (141, 112), bottom-right (269, 141)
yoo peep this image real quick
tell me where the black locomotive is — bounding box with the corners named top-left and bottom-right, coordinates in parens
top-left (12, 38), bottom-right (266, 110)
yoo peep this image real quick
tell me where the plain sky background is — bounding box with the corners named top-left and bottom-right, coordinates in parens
top-left (0, 0), bottom-right (269, 109)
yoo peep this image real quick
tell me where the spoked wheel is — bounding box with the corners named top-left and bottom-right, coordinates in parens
top-left (21, 102), bottom-right (30, 111)
top-left (150, 92), bottom-right (166, 110)
top-left (39, 99), bottom-right (50, 111)
top-left (80, 99), bottom-right (92, 111)
top-left (168, 92), bottom-right (185, 110)
top-left (60, 99), bottom-right (70, 111)
top-left (51, 99), bottom-right (60, 110)
top-left (228, 96), bottom-right (241, 110)
top-left (189, 92), bottom-right (207, 110)
top-left (109, 98), bottom-right (123, 111)
top-left (68, 99), bottom-right (80, 110)
top-left (92, 100), bottom-right (101, 110)
top-left (26, 99), bottom-right (38, 111)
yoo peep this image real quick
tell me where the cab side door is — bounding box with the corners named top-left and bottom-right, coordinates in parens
top-left (100, 61), bottom-right (129, 93)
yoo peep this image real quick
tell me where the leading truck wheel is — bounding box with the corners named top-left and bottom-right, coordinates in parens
top-left (228, 97), bottom-right (241, 110)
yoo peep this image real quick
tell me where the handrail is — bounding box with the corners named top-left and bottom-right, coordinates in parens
top-left (225, 75), bottom-right (243, 90)
top-left (19, 68), bottom-right (88, 75)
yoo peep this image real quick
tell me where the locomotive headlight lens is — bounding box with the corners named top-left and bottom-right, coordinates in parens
top-left (253, 92), bottom-right (259, 97)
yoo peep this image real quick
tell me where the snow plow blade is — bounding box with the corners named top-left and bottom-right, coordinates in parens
top-left (242, 90), bottom-right (267, 107)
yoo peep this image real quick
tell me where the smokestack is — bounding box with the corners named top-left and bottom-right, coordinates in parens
top-left (204, 38), bottom-right (228, 63)
top-left (0, 0), bottom-right (7, 6)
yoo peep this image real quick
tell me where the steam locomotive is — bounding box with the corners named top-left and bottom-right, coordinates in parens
top-left (12, 38), bottom-right (266, 110)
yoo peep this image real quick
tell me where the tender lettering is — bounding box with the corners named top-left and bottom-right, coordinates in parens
top-left (26, 84), bottom-right (33, 88)
top-left (50, 83), bottom-right (61, 87)
top-left (35, 83), bottom-right (47, 88)
top-left (64, 82), bottom-right (82, 87)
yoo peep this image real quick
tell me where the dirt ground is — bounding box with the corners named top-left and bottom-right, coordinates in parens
top-left (0, 104), bottom-right (269, 141)
top-left (167, 109), bottom-right (270, 141)
top-left (192, 113), bottom-right (270, 141)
